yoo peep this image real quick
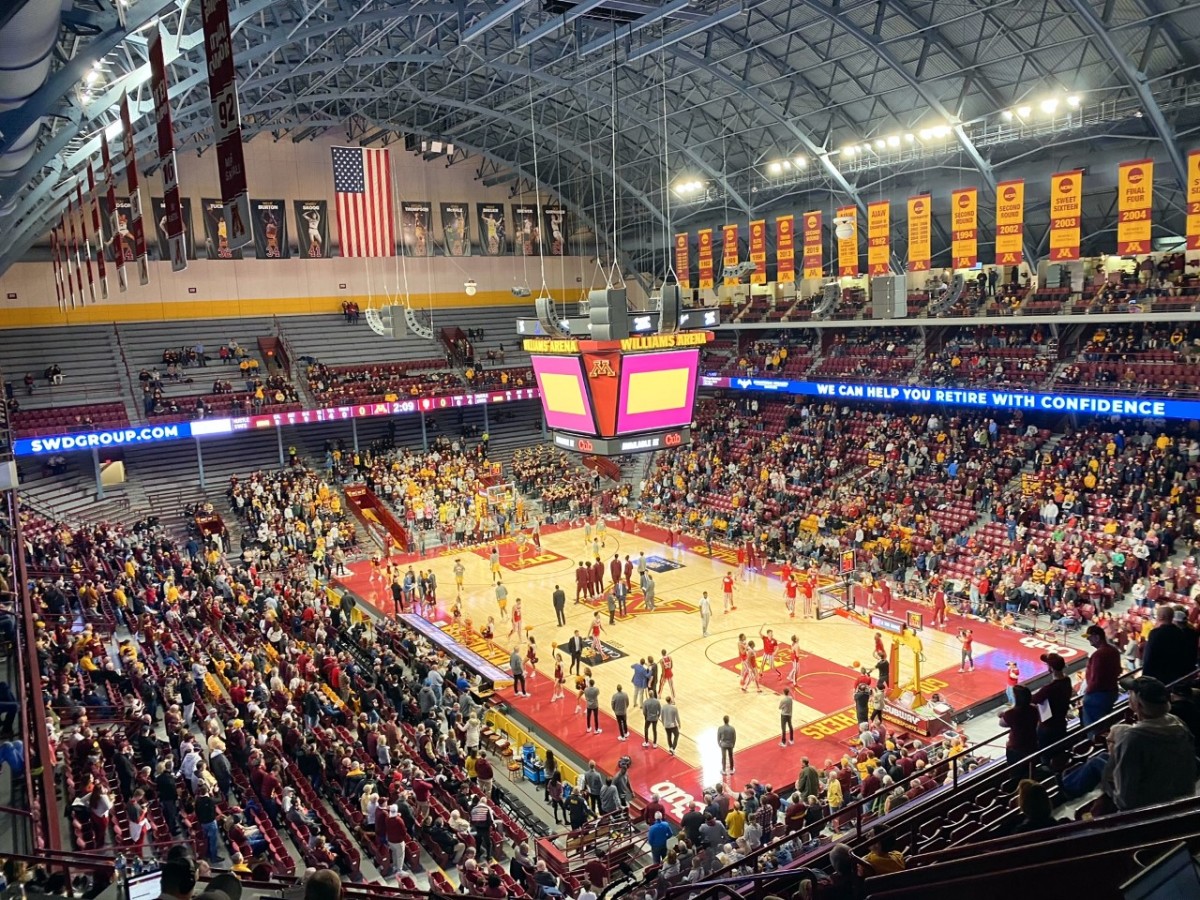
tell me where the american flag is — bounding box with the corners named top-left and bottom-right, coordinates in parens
top-left (331, 146), bottom-right (396, 257)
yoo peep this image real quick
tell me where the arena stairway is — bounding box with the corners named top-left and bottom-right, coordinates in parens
top-left (0, 323), bottom-right (133, 416)
top-left (276, 304), bottom-right (532, 368)
top-left (116, 317), bottom-right (278, 407)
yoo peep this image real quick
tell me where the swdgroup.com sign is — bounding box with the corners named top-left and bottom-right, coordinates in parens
top-left (17, 424), bottom-right (190, 456)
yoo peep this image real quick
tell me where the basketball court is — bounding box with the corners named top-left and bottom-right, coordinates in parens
top-left (335, 518), bottom-right (1068, 815)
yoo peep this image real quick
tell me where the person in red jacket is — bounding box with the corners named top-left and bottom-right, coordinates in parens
top-left (385, 803), bottom-right (410, 873)
top-left (575, 563), bottom-right (588, 603)
top-left (722, 572), bottom-right (736, 612)
top-left (591, 559), bottom-right (604, 596)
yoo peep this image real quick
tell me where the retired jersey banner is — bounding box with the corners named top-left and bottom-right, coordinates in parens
top-left (1049, 170), bottom-right (1083, 261)
top-left (776, 214), bottom-right (795, 283)
top-left (1189, 152), bottom-right (1200, 251)
top-left (476, 203), bottom-right (506, 255)
top-left (250, 199), bottom-right (287, 258)
top-left (544, 206), bottom-right (566, 256)
top-left (100, 132), bottom-right (125, 291)
top-left (201, 0), bottom-right (252, 251)
top-left (152, 197), bottom-right (197, 262)
top-left (513, 204), bottom-right (540, 256)
top-left (907, 196), bottom-right (931, 272)
top-left (950, 187), bottom-right (978, 269)
top-left (401, 201), bottom-right (433, 256)
top-left (201, 198), bottom-right (242, 259)
top-left (118, 93), bottom-right (150, 286)
top-left (802, 211), bottom-right (822, 279)
top-left (698, 228), bottom-right (714, 289)
top-left (722, 224), bottom-right (739, 285)
top-left (674, 233), bottom-right (690, 288)
top-left (836, 206), bottom-right (858, 277)
top-left (295, 200), bottom-right (328, 258)
top-left (441, 203), bottom-right (469, 257)
top-left (749, 219), bottom-right (766, 284)
top-left (994, 180), bottom-right (1025, 266)
top-left (1117, 159), bottom-right (1153, 256)
top-left (867, 201), bottom-right (890, 276)
top-left (149, 28), bottom-right (187, 273)
top-left (86, 164), bottom-right (108, 301)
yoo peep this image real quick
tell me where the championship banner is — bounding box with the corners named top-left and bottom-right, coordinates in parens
top-left (86, 163), bottom-right (108, 300)
top-left (950, 187), bottom-right (978, 269)
top-left (101, 196), bottom-right (136, 266)
top-left (149, 28), bottom-right (187, 273)
top-left (1116, 159), bottom-right (1153, 256)
top-left (100, 131), bottom-right (126, 291)
top-left (544, 206), bottom-right (566, 256)
top-left (477, 203), bottom-right (506, 255)
top-left (118, 93), bottom-right (150, 285)
top-left (250, 199), bottom-right (287, 258)
top-left (201, 198), bottom-right (242, 259)
top-left (60, 218), bottom-right (76, 308)
top-left (294, 200), bottom-right (328, 258)
top-left (698, 228), bottom-right (714, 289)
top-left (73, 194), bottom-right (86, 300)
top-left (722, 223), bottom-right (738, 285)
top-left (867, 201), bottom-right (890, 276)
top-left (201, 0), bottom-right (252, 250)
top-left (1189, 152), bottom-right (1200, 251)
top-left (802, 211), bottom-right (822, 279)
top-left (50, 223), bottom-right (63, 310)
top-left (776, 214), bottom-right (795, 283)
top-left (76, 182), bottom-right (96, 303)
top-left (907, 196), bottom-right (930, 272)
top-left (512, 204), bottom-right (540, 256)
top-left (66, 201), bottom-right (80, 304)
top-left (674, 233), bottom-right (690, 288)
top-left (1049, 170), bottom-right (1083, 262)
top-left (749, 219), bottom-right (766, 285)
top-left (994, 180), bottom-right (1025, 266)
top-left (401, 201), bottom-right (433, 256)
top-left (836, 206), bottom-right (858, 277)
top-left (440, 203), bottom-right (470, 257)
top-left (151, 197), bottom-right (196, 263)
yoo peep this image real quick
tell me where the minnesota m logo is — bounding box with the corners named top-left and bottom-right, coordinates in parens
top-left (589, 359), bottom-right (616, 377)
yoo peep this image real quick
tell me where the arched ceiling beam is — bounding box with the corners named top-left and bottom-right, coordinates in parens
top-left (795, 0), bottom-right (1035, 264)
top-left (671, 48), bottom-right (869, 216)
top-left (1058, 0), bottom-right (1188, 190)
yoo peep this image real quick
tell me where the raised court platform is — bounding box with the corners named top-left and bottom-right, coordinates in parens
top-left (335, 519), bottom-right (1075, 817)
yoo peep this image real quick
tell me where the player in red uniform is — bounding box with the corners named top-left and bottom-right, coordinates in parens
top-left (740, 641), bottom-right (762, 693)
top-left (784, 576), bottom-right (798, 617)
top-left (759, 628), bottom-right (780, 678)
top-left (787, 635), bottom-right (803, 685)
top-left (802, 575), bottom-right (815, 618)
top-left (509, 599), bottom-right (524, 640)
top-left (932, 585), bottom-right (948, 626)
top-left (722, 572), bottom-right (736, 613)
top-left (780, 560), bottom-right (793, 584)
top-left (873, 631), bottom-right (886, 660)
top-left (736, 545), bottom-right (747, 580)
top-left (658, 649), bottom-right (675, 699)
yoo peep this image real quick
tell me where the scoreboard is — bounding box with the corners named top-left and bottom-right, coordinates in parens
top-left (525, 330), bottom-right (711, 456)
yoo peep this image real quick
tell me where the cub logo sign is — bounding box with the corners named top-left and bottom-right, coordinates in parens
top-left (577, 438), bottom-right (594, 453)
top-left (664, 432), bottom-right (682, 447)
top-left (589, 359), bottom-right (616, 378)
top-left (1019, 635), bottom-right (1079, 659)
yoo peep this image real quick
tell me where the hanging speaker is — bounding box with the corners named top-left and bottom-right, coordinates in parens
top-left (658, 284), bottom-right (681, 334)
top-left (535, 295), bottom-right (570, 337)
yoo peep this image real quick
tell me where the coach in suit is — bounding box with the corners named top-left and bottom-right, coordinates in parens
top-left (552, 585), bottom-right (567, 626)
top-left (567, 630), bottom-right (586, 675)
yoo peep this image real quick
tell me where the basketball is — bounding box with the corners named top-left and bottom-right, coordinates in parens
top-left (852, 660), bottom-right (861, 668)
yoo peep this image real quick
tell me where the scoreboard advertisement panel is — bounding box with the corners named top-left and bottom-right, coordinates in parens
top-left (529, 354), bottom-right (597, 435)
top-left (616, 348), bottom-right (700, 434)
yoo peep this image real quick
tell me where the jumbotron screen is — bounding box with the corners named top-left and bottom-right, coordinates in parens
top-left (530, 354), bottom-right (597, 435)
top-left (616, 348), bottom-right (700, 434)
